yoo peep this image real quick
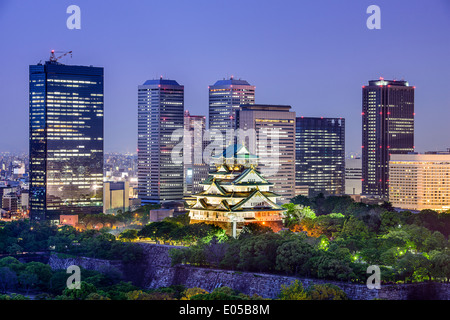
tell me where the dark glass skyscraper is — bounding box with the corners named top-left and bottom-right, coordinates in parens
top-left (362, 78), bottom-right (414, 199)
top-left (29, 60), bottom-right (104, 221)
top-left (137, 78), bottom-right (184, 203)
top-left (295, 117), bottom-right (345, 197)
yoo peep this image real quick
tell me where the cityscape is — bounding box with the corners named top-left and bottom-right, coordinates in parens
top-left (0, 0), bottom-right (449, 310)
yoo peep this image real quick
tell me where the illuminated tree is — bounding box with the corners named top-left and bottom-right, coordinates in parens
top-left (118, 229), bottom-right (138, 242)
top-left (277, 280), bottom-right (309, 300)
top-left (307, 284), bottom-right (348, 300)
top-left (181, 287), bottom-right (209, 300)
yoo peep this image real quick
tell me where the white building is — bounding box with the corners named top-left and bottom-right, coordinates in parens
top-left (389, 152), bottom-right (450, 212)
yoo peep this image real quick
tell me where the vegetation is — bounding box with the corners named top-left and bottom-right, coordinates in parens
top-left (137, 218), bottom-right (227, 246)
top-left (0, 194), bottom-right (448, 300)
top-left (169, 194), bottom-right (450, 284)
top-left (0, 220), bottom-right (143, 262)
top-left (77, 204), bottom-right (161, 229)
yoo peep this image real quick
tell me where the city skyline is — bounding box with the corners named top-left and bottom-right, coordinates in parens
top-left (1, 0), bottom-right (450, 155)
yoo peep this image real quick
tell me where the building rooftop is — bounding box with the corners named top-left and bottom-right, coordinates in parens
top-left (211, 77), bottom-right (252, 87)
top-left (366, 78), bottom-right (411, 87)
top-left (240, 104), bottom-right (291, 111)
top-left (142, 78), bottom-right (181, 86)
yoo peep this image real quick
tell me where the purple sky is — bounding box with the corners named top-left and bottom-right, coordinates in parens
top-left (0, 0), bottom-right (449, 155)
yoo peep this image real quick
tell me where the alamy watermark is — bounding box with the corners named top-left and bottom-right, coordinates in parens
top-left (366, 265), bottom-right (381, 290)
top-left (67, 5), bottom-right (81, 30)
top-left (170, 127), bottom-right (282, 177)
top-left (367, 5), bottom-right (381, 30)
top-left (66, 265), bottom-right (81, 290)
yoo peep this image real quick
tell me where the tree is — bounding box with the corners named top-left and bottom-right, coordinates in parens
top-left (239, 223), bottom-right (273, 238)
top-left (340, 216), bottom-right (371, 240)
top-left (6, 243), bottom-right (23, 255)
top-left (105, 281), bottom-right (139, 300)
top-left (379, 210), bottom-right (401, 234)
top-left (126, 290), bottom-right (174, 300)
top-left (18, 273), bottom-right (38, 295)
top-left (138, 221), bottom-right (178, 244)
top-left (48, 270), bottom-right (70, 295)
top-left (181, 287), bottom-right (209, 300)
top-left (314, 255), bottom-right (354, 281)
top-left (429, 251), bottom-right (450, 282)
top-left (275, 239), bottom-right (313, 276)
top-left (190, 286), bottom-right (244, 300)
top-left (23, 262), bottom-right (53, 291)
top-left (277, 280), bottom-right (309, 300)
top-left (60, 281), bottom-right (97, 300)
top-left (118, 229), bottom-right (138, 242)
top-left (423, 231), bottom-right (447, 252)
top-left (0, 257), bottom-right (22, 272)
top-left (219, 239), bottom-right (241, 270)
top-left (0, 267), bottom-right (17, 294)
top-left (164, 213), bottom-right (190, 227)
top-left (86, 292), bottom-right (111, 300)
top-left (307, 284), bottom-right (348, 300)
top-left (168, 248), bottom-right (188, 266)
top-left (290, 195), bottom-right (312, 208)
top-left (204, 237), bottom-right (228, 268)
top-left (282, 204), bottom-right (316, 228)
top-left (237, 233), bottom-right (281, 272)
top-left (395, 253), bottom-right (419, 283)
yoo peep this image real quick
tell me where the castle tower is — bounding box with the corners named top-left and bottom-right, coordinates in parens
top-left (187, 144), bottom-right (286, 236)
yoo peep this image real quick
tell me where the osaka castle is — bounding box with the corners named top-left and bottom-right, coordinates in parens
top-left (186, 144), bottom-right (286, 236)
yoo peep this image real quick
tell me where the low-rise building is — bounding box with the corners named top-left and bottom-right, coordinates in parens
top-left (389, 152), bottom-right (450, 212)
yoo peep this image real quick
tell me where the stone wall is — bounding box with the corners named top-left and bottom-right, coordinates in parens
top-left (47, 243), bottom-right (450, 300)
top-left (48, 254), bottom-right (123, 275)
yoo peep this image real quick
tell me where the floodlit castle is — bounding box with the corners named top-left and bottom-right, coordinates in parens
top-left (187, 144), bottom-right (286, 236)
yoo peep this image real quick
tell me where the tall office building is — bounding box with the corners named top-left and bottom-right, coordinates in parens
top-left (345, 157), bottom-right (362, 195)
top-left (138, 78), bottom-right (184, 204)
top-left (389, 152), bottom-right (450, 212)
top-left (295, 117), bottom-right (345, 197)
top-left (29, 58), bottom-right (104, 221)
top-left (362, 78), bottom-right (415, 199)
top-left (184, 111), bottom-right (209, 195)
top-left (208, 77), bottom-right (255, 153)
top-left (237, 104), bottom-right (296, 202)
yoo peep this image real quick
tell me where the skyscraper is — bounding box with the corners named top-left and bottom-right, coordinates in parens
top-left (208, 77), bottom-right (255, 152)
top-left (345, 157), bottom-right (362, 196)
top-left (184, 111), bottom-right (209, 196)
top-left (362, 78), bottom-right (415, 199)
top-left (137, 78), bottom-right (184, 204)
top-left (237, 104), bottom-right (296, 203)
top-left (29, 58), bottom-right (104, 221)
top-left (295, 117), bottom-right (345, 197)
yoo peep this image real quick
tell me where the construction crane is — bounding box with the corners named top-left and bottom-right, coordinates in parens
top-left (49, 50), bottom-right (72, 62)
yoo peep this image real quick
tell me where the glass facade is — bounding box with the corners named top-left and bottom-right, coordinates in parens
top-left (295, 117), bottom-right (345, 196)
top-left (208, 77), bottom-right (255, 152)
top-left (362, 79), bottom-right (415, 199)
top-left (137, 78), bottom-right (184, 203)
top-left (29, 61), bottom-right (104, 221)
top-left (237, 105), bottom-right (296, 203)
top-left (184, 111), bottom-right (209, 196)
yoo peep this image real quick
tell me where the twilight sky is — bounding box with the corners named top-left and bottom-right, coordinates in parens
top-left (0, 0), bottom-right (449, 155)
